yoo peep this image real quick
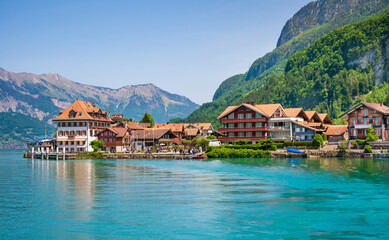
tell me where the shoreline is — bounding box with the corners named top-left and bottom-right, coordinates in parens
top-left (22, 150), bottom-right (388, 160)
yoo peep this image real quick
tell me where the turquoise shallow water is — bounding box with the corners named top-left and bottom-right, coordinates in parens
top-left (1, 150), bottom-right (389, 239)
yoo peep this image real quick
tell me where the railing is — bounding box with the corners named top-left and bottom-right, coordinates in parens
top-left (218, 127), bottom-right (267, 132)
top-left (268, 126), bottom-right (290, 131)
top-left (220, 118), bottom-right (267, 123)
top-left (218, 137), bottom-right (267, 141)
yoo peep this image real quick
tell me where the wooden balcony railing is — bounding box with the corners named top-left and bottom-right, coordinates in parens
top-left (218, 137), bottom-right (267, 141)
top-left (220, 118), bottom-right (267, 123)
top-left (218, 127), bottom-right (267, 132)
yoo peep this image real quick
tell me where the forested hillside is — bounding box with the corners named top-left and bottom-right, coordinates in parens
top-left (242, 12), bottom-right (389, 118)
top-left (171, 0), bottom-right (389, 127)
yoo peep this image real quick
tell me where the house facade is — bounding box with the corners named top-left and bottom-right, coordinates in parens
top-left (325, 125), bottom-right (349, 143)
top-left (217, 103), bottom-right (269, 144)
top-left (130, 128), bottom-right (177, 151)
top-left (96, 127), bottom-right (131, 152)
top-left (52, 100), bottom-right (112, 152)
top-left (340, 102), bottom-right (389, 140)
top-left (217, 103), bottom-right (333, 143)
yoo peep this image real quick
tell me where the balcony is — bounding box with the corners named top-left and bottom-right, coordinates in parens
top-left (218, 137), bottom-right (267, 141)
top-left (354, 124), bottom-right (372, 129)
top-left (267, 126), bottom-right (290, 131)
top-left (220, 118), bottom-right (267, 123)
top-left (218, 127), bottom-right (267, 132)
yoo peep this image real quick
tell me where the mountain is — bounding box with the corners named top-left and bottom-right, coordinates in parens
top-left (171, 0), bottom-right (389, 127)
top-left (0, 67), bottom-right (199, 147)
top-left (242, 11), bottom-right (389, 118)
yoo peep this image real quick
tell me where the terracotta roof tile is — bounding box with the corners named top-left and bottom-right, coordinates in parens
top-left (363, 102), bottom-right (389, 115)
top-left (52, 100), bottom-right (111, 122)
top-left (325, 125), bottom-right (348, 136)
top-left (131, 128), bottom-right (176, 140)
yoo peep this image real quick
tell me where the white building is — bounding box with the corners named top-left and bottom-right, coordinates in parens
top-left (52, 100), bottom-right (112, 152)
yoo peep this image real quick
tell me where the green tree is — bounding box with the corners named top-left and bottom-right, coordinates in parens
top-left (364, 145), bottom-right (372, 153)
top-left (206, 135), bottom-right (217, 140)
top-left (196, 138), bottom-right (210, 149)
top-left (90, 140), bottom-right (104, 152)
top-left (366, 126), bottom-right (379, 142)
top-left (140, 113), bottom-right (155, 127)
top-left (312, 134), bottom-right (324, 147)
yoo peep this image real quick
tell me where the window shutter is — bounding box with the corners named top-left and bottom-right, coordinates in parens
top-left (379, 119), bottom-right (381, 125)
top-left (373, 119), bottom-right (375, 125)
top-left (350, 119), bottom-right (353, 126)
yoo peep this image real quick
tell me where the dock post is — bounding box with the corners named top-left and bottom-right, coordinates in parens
top-left (56, 147), bottom-right (58, 161)
top-left (63, 148), bottom-right (65, 160)
top-left (41, 147), bottom-right (44, 160)
top-left (47, 148), bottom-right (49, 160)
top-left (32, 147), bottom-right (34, 159)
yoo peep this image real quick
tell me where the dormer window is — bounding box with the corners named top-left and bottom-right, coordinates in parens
top-left (69, 110), bottom-right (76, 118)
top-left (78, 112), bottom-right (82, 116)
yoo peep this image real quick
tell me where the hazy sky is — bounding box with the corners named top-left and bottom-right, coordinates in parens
top-left (0, 0), bottom-right (312, 104)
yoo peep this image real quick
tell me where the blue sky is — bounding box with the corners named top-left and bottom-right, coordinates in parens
top-left (0, 0), bottom-right (312, 104)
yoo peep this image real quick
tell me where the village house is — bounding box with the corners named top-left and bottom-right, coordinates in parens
top-left (154, 123), bottom-right (184, 144)
top-left (217, 103), bottom-right (333, 143)
top-left (340, 102), bottom-right (389, 140)
top-left (96, 127), bottom-right (131, 152)
top-left (53, 100), bottom-right (112, 152)
top-left (325, 125), bottom-right (349, 143)
top-left (130, 128), bottom-right (177, 151)
top-left (217, 103), bottom-right (269, 144)
top-left (184, 123), bottom-right (214, 138)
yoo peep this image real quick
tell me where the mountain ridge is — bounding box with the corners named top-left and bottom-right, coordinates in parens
top-left (0, 67), bottom-right (199, 147)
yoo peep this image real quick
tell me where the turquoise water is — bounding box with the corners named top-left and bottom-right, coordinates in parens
top-left (1, 150), bottom-right (389, 239)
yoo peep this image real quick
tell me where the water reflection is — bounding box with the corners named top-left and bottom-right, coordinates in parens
top-left (210, 157), bottom-right (389, 183)
top-left (3, 153), bottom-right (388, 239)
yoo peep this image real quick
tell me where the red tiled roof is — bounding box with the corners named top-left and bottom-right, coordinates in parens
top-left (52, 100), bottom-right (111, 122)
top-left (325, 125), bottom-right (348, 136)
top-left (131, 128), bottom-right (177, 140)
top-left (363, 102), bottom-right (389, 115)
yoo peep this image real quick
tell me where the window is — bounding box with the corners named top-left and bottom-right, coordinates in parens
top-left (255, 122), bottom-right (262, 128)
top-left (228, 114), bottom-right (234, 119)
top-left (90, 130), bottom-right (93, 137)
top-left (246, 132), bottom-right (252, 137)
top-left (296, 127), bottom-right (300, 133)
top-left (246, 113), bottom-right (252, 119)
top-left (255, 132), bottom-right (262, 137)
top-left (353, 129), bottom-right (356, 136)
top-left (238, 114), bottom-right (244, 119)
top-left (255, 113), bottom-right (262, 118)
top-left (301, 135), bottom-right (305, 140)
top-left (228, 123), bottom-right (234, 129)
top-left (238, 123), bottom-right (244, 128)
top-left (228, 132), bottom-right (234, 137)
top-left (246, 122), bottom-right (252, 128)
top-left (238, 132), bottom-right (244, 137)
top-left (364, 109), bottom-right (367, 116)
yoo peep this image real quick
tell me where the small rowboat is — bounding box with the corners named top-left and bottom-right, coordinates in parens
top-left (192, 156), bottom-right (205, 159)
top-left (287, 148), bottom-right (304, 154)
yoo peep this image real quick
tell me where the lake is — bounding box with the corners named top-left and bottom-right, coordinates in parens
top-left (1, 149), bottom-right (389, 239)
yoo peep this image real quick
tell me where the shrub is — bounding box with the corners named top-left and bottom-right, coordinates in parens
top-left (321, 134), bottom-right (328, 142)
top-left (312, 134), bottom-right (324, 147)
top-left (364, 145), bottom-right (372, 153)
top-left (356, 139), bottom-right (367, 146)
top-left (206, 148), bottom-right (271, 158)
top-left (338, 144), bottom-right (347, 154)
top-left (206, 135), bottom-right (217, 140)
top-left (234, 139), bottom-right (250, 145)
top-left (284, 141), bottom-right (313, 147)
top-left (366, 126), bottom-right (379, 142)
top-left (90, 140), bottom-right (104, 152)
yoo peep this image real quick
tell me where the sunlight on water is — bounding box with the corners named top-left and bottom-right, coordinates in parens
top-left (1, 150), bottom-right (389, 239)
